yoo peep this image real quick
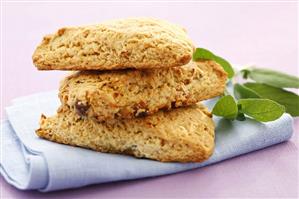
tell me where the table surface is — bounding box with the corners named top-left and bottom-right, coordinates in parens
top-left (1, 2), bottom-right (298, 198)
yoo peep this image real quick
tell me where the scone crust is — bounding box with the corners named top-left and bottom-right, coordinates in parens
top-left (36, 104), bottom-right (215, 162)
top-left (59, 60), bottom-right (227, 122)
top-left (32, 18), bottom-right (194, 70)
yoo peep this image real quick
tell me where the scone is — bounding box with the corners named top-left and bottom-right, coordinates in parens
top-left (59, 60), bottom-right (227, 122)
top-left (36, 104), bottom-right (215, 162)
top-left (32, 18), bottom-right (194, 70)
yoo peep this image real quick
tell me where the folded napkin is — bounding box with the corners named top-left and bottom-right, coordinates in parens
top-left (0, 90), bottom-right (293, 192)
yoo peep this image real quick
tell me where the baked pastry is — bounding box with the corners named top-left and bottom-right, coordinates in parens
top-left (36, 104), bottom-right (215, 162)
top-left (59, 60), bottom-right (227, 122)
top-left (32, 18), bottom-right (194, 70)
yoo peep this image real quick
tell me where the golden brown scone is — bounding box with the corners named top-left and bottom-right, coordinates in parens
top-left (36, 104), bottom-right (215, 162)
top-left (32, 18), bottom-right (194, 70)
top-left (59, 60), bottom-right (227, 122)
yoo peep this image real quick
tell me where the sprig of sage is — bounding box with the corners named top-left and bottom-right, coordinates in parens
top-left (212, 95), bottom-right (285, 122)
top-left (193, 47), bottom-right (299, 122)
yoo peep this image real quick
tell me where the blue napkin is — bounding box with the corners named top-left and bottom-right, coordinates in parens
top-left (0, 91), bottom-right (293, 192)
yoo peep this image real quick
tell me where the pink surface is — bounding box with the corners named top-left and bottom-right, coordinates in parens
top-left (1, 2), bottom-right (298, 198)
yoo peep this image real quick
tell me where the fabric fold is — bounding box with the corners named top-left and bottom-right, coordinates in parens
top-left (1, 121), bottom-right (48, 190)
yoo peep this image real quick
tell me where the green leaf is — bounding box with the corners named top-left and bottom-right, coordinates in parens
top-left (242, 67), bottom-right (299, 88)
top-left (244, 83), bottom-right (299, 116)
top-left (238, 99), bottom-right (285, 122)
top-left (193, 48), bottom-right (234, 78)
top-left (212, 95), bottom-right (238, 119)
top-left (234, 83), bottom-right (260, 99)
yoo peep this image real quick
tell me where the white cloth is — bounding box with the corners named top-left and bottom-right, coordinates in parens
top-left (0, 91), bottom-right (293, 191)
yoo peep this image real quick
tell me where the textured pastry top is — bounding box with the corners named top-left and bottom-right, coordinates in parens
top-left (36, 104), bottom-right (215, 162)
top-left (32, 18), bottom-right (194, 70)
top-left (59, 60), bottom-right (227, 122)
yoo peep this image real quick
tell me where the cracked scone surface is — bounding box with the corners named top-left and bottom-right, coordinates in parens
top-left (59, 60), bottom-right (227, 122)
top-left (36, 104), bottom-right (215, 162)
top-left (33, 18), bottom-right (194, 70)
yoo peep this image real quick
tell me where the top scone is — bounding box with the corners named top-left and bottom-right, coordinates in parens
top-left (32, 18), bottom-right (194, 70)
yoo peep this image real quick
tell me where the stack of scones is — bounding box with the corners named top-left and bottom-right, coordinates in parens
top-left (33, 18), bottom-right (227, 162)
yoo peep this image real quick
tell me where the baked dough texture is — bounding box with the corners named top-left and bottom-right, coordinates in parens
top-left (36, 104), bottom-right (215, 162)
top-left (32, 18), bottom-right (194, 70)
top-left (59, 60), bottom-right (227, 122)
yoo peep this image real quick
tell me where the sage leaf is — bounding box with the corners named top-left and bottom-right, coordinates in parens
top-left (193, 48), bottom-right (234, 78)
top-left (212, 95), bottom-right (238, 119)
top-left (238, 99), bottom-right (285, 122)
top-left (244, 83), bottom-right (299, 116)
top-left (234, 83), bottom-right (260, 99)
top-left (242, 67), bottom-right (299, 88)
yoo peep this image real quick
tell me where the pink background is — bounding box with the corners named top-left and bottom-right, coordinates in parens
top-left (1, 2), bottom-right (298, 198)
